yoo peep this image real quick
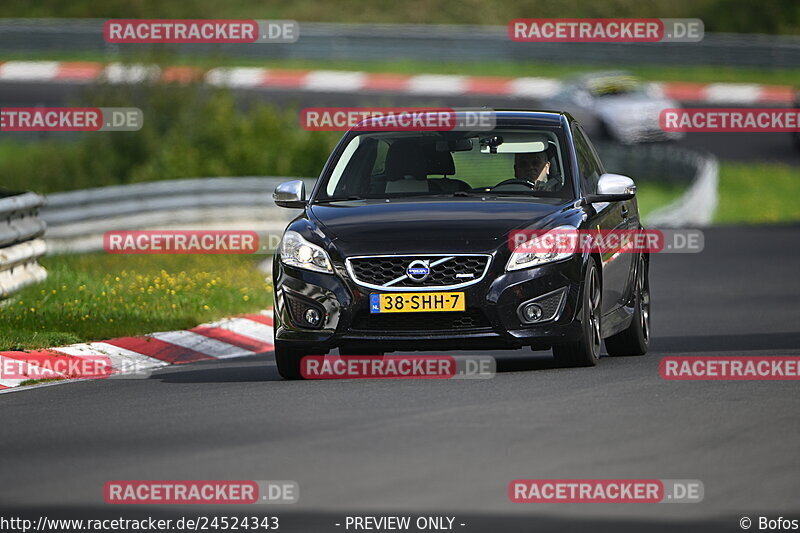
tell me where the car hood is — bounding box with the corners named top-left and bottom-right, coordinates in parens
top-left (309, 198), bottom-right (568, 253)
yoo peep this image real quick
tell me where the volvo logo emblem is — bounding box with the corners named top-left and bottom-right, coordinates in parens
top-left (406, 260), bottom-right (431, 282)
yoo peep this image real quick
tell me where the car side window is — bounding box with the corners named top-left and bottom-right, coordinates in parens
top-left (331, 138), bottom-right (377, 196)
top-left (581, 126), bottom-right (606, 176)
top-left (370, 139), bottom-right (389, 176)
top-left (572, 125), bottom-right (603, 195)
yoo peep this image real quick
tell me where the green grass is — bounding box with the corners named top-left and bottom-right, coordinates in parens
top-left (19, 378), bottom-right (63, 387)
top-left (634, 162), bottom-right (800, 224)
top-left (0, 141), bottom-right (83, 194)
top-left (714, 162), bottom-right (800, 224)
top-left (0, 254), bottom-right (273, 351)
top-left (6, 51), bottom-right (800, 87)
top-left (636, 182), bottom-right (687, 218)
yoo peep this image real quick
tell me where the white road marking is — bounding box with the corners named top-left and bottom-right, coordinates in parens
top-left (508, 77), bottom-right (562, 99)
top-left (0, 354), bottom-right (64, 387)
top-left (408, 74), bottom-right (467, 95)
top-left (704, 83), bottom-right (762, 104)
top-left (0, 310), bottom-right (272, 391)
top-left (199, 317), bottom-right (275, 344)
top-left (53, 343), bottom-right (169, 375)
top-left (205, 67), bottom-right (267, 88)
top-left (0, 61), bottom-right (790, 105)
top-left (149, 330), bottom-right (256, 359)
top-left (0, 61), bottom-right (60, 81)
top-left (304, 70), bottom-right (365, 92)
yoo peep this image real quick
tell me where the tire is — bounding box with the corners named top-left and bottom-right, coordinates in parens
top-left (273, 341), bottom-right (308, 380)
top-left (605, 255), bottom-right (650, 356)
top-left (553, 258), bottom-right (602, 367)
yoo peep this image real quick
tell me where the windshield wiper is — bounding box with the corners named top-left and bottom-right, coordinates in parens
top-left (452, 190), bottom-right (491, 197)
top-left (314, 195), bottom-right (364, 203)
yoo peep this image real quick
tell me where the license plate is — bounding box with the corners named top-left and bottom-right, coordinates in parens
top-left (370, 292), bottom-right (465, 313)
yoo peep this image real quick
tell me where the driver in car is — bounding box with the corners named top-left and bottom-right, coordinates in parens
top-left (513, 152), bottom-right (561, 192)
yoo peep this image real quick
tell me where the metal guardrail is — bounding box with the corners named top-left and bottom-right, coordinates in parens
top-left (641, 152), bottom-right (719, 228)
top-left (596, 143), bottom-right (719, 227)
top-left (0, 19), bottom-right (798, 69)
top-left (0, 190), bottom-right (48, 299)
top-left (41, 143), bottom-right (717, 255)
top-left (42, 177), bottom-right (316, 253)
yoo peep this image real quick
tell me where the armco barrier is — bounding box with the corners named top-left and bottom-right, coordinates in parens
top-left (42, 177), bottom-right (316, 254)
top-left (596, 143), bottom-right (719, 227)
top-left (0, 190), bottom-right (48, 299)
top-left (0, 19), bottom-right (798, 69)
top-left (41, 144), bottom-right (716, 255)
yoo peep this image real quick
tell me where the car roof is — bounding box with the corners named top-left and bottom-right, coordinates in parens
top-left (353, 110), bottom-right (573, 129)
top-left (570, 70), bottom-right (633, 84)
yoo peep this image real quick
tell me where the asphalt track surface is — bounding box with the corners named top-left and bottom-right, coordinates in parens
top-left (2, 81), bottom-right (800, 166)
top-left (1, 226), bottom-right (799, 532)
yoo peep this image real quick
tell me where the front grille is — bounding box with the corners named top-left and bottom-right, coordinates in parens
top-left (347, 255), bottom-right (490, 288)
top-left (351, 309), bottom-right (491, 332)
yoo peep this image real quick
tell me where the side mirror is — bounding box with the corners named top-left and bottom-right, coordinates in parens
top-left (273, 180), bottom-right (306, 208)
top-left (585, 173), bottom-right (636, 203)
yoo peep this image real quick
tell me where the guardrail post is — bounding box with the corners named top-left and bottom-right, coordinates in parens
top-left (0, 190), bottom-right (48, 300)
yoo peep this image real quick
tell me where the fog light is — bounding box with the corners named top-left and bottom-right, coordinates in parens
top-left (304, 308), bottom-right (321, 326)
top-left (523, 304), bottom-right (543, 322)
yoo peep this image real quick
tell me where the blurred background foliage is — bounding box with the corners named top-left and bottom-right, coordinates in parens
top-left (0, 0), bottom-right (797, 35)
top-left (0, 79), bottom-right (339, 193)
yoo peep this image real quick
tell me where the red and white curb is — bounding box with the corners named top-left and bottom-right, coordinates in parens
top-left (0, 60), bottom-right (793, 105)
top-left (0, 309), bottom-right (274, 393)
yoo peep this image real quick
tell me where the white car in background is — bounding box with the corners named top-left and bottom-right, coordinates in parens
top-left (545, 71), bottom-right (685, 144)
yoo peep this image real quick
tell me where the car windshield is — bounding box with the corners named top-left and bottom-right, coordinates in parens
top-left (587, 75), bottom-right (643, 97)
top-left (316, 129), bottom-right (572, 202)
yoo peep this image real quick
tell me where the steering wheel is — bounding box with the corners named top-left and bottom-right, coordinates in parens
top-left (491, 178), bottom-right (539, 190)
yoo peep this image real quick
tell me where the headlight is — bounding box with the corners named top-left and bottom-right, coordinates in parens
top-left (506, 225), bottom-right (578, 271)
top-left (280, 231), bottom-right (333, 274)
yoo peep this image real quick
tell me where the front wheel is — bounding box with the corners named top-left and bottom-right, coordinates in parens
top-left (273, 341), bottom-right (308, 380)
top-left (605, 255), bottom-right (650, 356)
top-left (553, 258), bottom-right (602, 367)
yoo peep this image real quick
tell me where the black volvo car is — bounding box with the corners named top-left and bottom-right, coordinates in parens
top-left (271, 111), bottom-right (650, 379)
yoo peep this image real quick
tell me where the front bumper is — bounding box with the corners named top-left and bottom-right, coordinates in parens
top-left (610, 121), bottom-right (685, 144)
top-left (273, 254), bottom-right (587, 353)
